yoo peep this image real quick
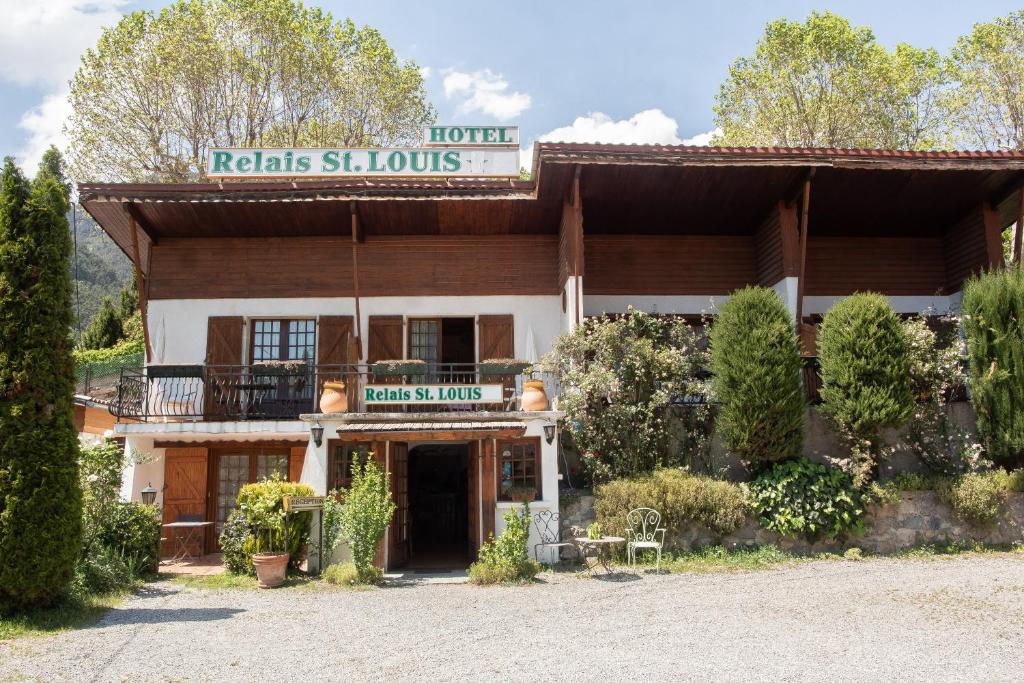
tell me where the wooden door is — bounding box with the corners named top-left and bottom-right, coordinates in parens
top-left (205, 316), bottom-right (244, 418)
top-left (162, 448), bottom-right (209, 557)
top-left (389, 442), bottom-right (410, 569)
top-left (372, 443), bottom-right (387, 568)
top-left (481, 439), bottom-right (497, 543)
top-left (477, 315), bottom-right (515, 408)
top-left (467, 440), bottom-right (479, 556)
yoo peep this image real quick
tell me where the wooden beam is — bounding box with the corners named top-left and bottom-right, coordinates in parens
top-left (334, 428), bottom-right (526, 442)
top-left (123, 201), bottom-right (159, 246)
top-left (982, 203), bottom-right (1007, 269)
top-left (1015, 189), bottom-right (1024, 265)
top-left (351, 201), bottom-right (363, 358)
top-left (571, 165), bottom-right (583, 326)
top-left (125, 208), bottom-right (153, 362)
top-left (794, 176), bottom-right (813, 334)
top-left (154, 439), bottom-right (309, 449)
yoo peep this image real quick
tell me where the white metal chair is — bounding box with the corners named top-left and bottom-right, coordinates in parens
top-left (626, 507), bottom-right (666, 571)
top-left (532, 510), bottom-right (579, 564)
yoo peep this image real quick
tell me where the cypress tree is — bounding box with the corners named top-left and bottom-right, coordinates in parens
top-left (962, 268), bottom-right (1024, 468)
top-left (710, 286), bottom-right (805, 468)
top-left (0, 154), bottom-right (82, 610)
top-left (81, 297), bottom-right (124, 349)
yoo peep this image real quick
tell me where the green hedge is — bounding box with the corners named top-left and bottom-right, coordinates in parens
top-left (710, 286), bottom-right (805, 468)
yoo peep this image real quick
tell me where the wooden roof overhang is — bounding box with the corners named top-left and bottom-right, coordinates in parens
top-left (334, 421), bottom-right (527, 442)
top-left (79, 144), bottom-right (1024, 275)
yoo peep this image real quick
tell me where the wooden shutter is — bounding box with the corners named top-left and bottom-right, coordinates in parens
top-left (316, 316), bottom-right (356, 410)
top-left (162, 448), bottom-right (209, 558)
top-left (477, 314), bottom-right (514, 361)
top-left (205, 317), bottom-right (244, 418)
top-left (289, 446), bottom-right (305, 482)
top-left (368, 316), bottom-right (404, 362)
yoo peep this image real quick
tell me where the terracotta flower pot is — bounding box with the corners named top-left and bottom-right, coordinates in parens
top-left (319, 381), bottom-right (348, 413)
top-left (521, 380), bottom-right (549, 411)
top-left (252, 552), bottom-right (289, 588)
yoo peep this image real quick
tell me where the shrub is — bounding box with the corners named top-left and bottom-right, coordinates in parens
top-left (0, 154), bottom-right (83, 611)
top-left (749, 458), bottom-right (872, 540)
top-left (468, 504), bottom-right (541, 585)
top-left (219, 475), bottom-right (315, 575)
top-left (818, 293), bottom-right (914, 483)
top-left (69, 545), bottom-right (136, 598)
top-left (938, 471), bottom-right (1009, 526)
top-left (319, 492), bottom-right (345, 564)
top-left (962, 268), bottom-right (1024, 468)
top-left (98, 503), bottom-right (161, 575)
top-left (710, 286), bottom-right (805, 468)
top-left (546, 307), bottom-right (712, 483)
top-left (323, 561), bottom-right (381, 586)
top-left (593, 468), bottom-right (747, 544)
top-left (337, 458), bottom-right (395, 584)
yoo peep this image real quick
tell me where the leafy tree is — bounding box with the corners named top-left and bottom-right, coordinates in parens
top-left (68, 0), bottom-right (435, 182)
top-left (118, 276), bottom-right (138, 321)
top-left (546, 307), bottom-right (711, 483)
top-left (80, 298), bottom-right (124, 350)
top-left (946, 11), bottom-right (1024, 150)
top-left (817, 293), bottom-right (914, 484)
top-left (709, 287), bottom-right (804, 468)
top-left (961, 268), bottom-right (1024, 467)
top-left (713, 11), bottom-right (948, 149)
top-left (0, 154), bottom-right (82, 610)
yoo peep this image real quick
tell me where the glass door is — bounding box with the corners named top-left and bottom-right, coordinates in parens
top-left (213, 450), bottom-right (290, 539)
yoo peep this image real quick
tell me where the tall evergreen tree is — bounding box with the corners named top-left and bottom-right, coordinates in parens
top-left (80, 298), bottom-right (124, 350)
top-left (0, 154), bottom-right (83, 610)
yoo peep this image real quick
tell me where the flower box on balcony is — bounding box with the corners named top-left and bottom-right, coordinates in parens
top-left (479, 358), bottom-right (532, 376)
top-left (252, 361), bottom-right (309, 377)
top-left (372, 359), bottom-right (428, 377)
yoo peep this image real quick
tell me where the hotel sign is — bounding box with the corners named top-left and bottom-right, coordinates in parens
top-left (207, 126), bottom-right (520, 179)
top-left (363, 384), bottom-right (504, 405)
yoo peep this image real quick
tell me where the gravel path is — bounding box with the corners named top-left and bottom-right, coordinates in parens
top-left (2, 554), bottom-right (1023, 682)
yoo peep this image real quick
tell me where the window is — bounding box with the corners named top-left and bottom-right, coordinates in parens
top-left (214, 450), bottom-right (290, 536)
top-left (498, 438), bottom-right (541, 501)
top-left (328, 442), bottom-right (370, 491)
top-left (252, 319), bottom-right (315, 363)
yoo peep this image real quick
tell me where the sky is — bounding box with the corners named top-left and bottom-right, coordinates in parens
top-left (1, 0), bottom-right (1022, 177)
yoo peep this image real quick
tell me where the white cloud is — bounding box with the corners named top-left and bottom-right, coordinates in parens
top-left (519, 110), bottom-right (719, 170)
top-left (0, 0), bottom-right (128, 88)
top-left (419, 66), bottom-right (432, 80)
top-left (17, 89), bottom-right (73, 171)
top-left (442, 68), bottom-right (531, 121)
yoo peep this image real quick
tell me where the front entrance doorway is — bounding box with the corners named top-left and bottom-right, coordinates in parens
top-left (406, 443), bottom-right (470, 569)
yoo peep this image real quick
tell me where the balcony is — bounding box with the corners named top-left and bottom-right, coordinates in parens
top-left (113, 363), bottom-right (549, 422)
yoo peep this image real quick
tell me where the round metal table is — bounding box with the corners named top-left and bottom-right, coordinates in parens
top-left (573, 536), bottom-right (625, 574)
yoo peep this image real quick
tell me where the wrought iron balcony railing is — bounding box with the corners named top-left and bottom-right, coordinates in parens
top-left (113, 363), bottom-right (549, 422)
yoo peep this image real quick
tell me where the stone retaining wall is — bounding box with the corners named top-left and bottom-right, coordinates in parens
top-left (559, 491), bottom-right (1024, 555)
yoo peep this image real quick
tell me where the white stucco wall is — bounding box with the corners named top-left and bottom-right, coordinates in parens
top-left (120, 436), bottom-right (166, 504)
top-left (147, 295), bottom-right (563, 366)
top-left (584, 294), bottom-right (726, 317)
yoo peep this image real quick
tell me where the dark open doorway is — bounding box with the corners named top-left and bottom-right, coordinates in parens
top-left (408, 443), bottom-right (470, 569)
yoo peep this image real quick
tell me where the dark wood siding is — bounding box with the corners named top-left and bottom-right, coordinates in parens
top-left (149, 235), bottom-right (558, 299)
top-left (584, 235), bottom-right (758, 294)
top-left (754, 202), bottom-right (799, 286)
top-left (805, 237), bottom-right (947, 296)
top-left (944, 205), bottom-right (1004, 291)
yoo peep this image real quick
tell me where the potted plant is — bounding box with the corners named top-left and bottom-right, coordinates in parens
top-left (586, 522), bottom-right (603, 540)
top-left (479, 358), bottom-right (532, 376)
top-left (372, 359), bottom-right (428, 377)
top-left (506, 485), bottom-right (536, 503)
top-left (250, 505), bottom-right (289, 588)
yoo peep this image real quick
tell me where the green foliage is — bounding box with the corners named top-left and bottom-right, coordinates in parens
top-left (0, 154), bottom-right (83, 611)
top-left (662, 544), bottom-right (793, 573)
top-left (749, 459), bottom-right (872, 541)
top-left (337, 457), bottom-right (395, 584)
top-left (80, 298), bottom-right (123, 350)
top-left (713, 11), bottom-right (948, 149)
top-left (469, 504), bottom-right (541, 585)
top-left (938, 472), bottom-right (1010, 527)
top-left (219, 476), bottom-right (315, 574)
top-left (593, 468), bottom-right (747, 543)
top-left (69, 0), bottom-right (435, 183)
top-left (818, 293), bottom-right (914, 483)
top-left (319, 492), bottom-right (345, 565)
top-left (546, 306), bottom-right (712, 483)
top-left (962, 269), bottom-right (1024, 468)
top-left (322, 561), bottom-right (378, 587)
top-left (710, 286), bottom-right (804, 468)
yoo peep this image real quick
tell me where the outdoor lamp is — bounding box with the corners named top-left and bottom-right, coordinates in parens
top-left (311, 421), bottom-right (324, 447)
top-left (140, 483), bottom-right (157, 505)
top-left (543, 424), bottom-right (556, 444)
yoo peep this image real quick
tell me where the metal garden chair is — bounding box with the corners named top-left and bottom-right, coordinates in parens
top-left (626, 507), bottom-right (666, 571)
top-left (532, 510), bottom-right (579, 565)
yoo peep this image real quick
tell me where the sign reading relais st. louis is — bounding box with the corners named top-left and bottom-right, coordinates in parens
top-left (207, 125), bottom-right (519, 178)
top-left (364, 384), bottom-right (504, 405)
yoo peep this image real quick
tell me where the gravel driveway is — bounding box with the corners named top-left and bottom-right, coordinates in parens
top-left (2, 553), bottom-right (1023, 682)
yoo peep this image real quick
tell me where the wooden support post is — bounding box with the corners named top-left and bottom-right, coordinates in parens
top-left (125, 207), bottom-right (152, 362)
top-left (1014, 189), bottom-right (1024, 266)
top-left (350, 201), bottom-right (363, 359)
top-left (794, 177), bottom-right (812, 338)
top-left (571, 166), bottom-right (583, 327)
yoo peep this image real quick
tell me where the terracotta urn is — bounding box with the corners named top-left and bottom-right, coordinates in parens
top-left (521, 380), bottom-right (549, 411)
top-left (319, 381), bottom-right (348, 413)
top-left (252, 552), bottom-right (289, 588)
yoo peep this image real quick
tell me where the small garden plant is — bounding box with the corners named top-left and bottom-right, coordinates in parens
top-left (468, 503), bottom-right (541, 585)
top-left (337, 456), bottom-right (395, 585)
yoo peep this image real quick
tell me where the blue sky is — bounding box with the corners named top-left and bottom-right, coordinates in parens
top-left (1, 0), bottom-right (1022, 175)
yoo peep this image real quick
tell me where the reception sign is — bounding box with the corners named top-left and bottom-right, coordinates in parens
top-left (363, 384), bottom-right (504, 405)
top-left (207, 144), bottom-right (519, 178)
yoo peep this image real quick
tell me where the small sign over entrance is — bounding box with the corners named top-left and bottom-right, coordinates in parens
top-left (363, 384), bottom-right (504, 405)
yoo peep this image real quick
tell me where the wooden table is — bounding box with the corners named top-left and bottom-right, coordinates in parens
top-left (162, 521), bottom-right (214, 562)
top-left (573, 536), bottom-right (625, 574)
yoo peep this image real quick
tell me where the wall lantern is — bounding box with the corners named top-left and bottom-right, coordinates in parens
top-left (311, 421), bottom-right (324, 448)
top-left (140, 483), bottom-right (157, 506)
top-left (543, 424), bottom-right (556, 445)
